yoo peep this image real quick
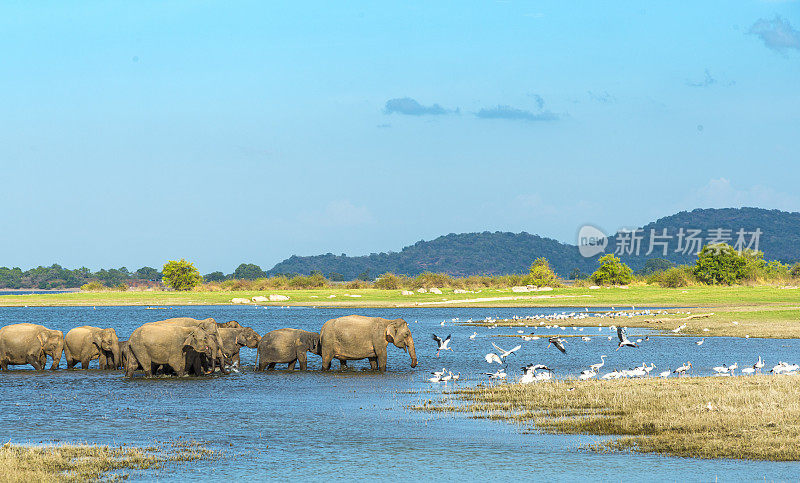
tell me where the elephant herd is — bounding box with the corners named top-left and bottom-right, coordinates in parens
top-left (0, 315), bottom-right (418, 376)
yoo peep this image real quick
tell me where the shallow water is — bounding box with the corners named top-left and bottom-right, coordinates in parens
top-left (1, 306), bottom-right (798, 480)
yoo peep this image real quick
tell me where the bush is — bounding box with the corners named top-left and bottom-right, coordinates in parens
top-left (162, 259), bottom-right (203, 291)
top-left (523, 258), bottom-right (562, 287)
top-left (651, 266), bottom-right (692, 288)
top-left (287, 272), bottom-right (327, 289)
top-left (375, 273), bottom-right (403, 290)
top-left (80, 281), bottom-right (106, 291)
top-left (693, 244), bottom-right (748, 285)
top-left (791, 263), bottom-right (800, 279)
top-left (589, 254), bottom-right (633, 286)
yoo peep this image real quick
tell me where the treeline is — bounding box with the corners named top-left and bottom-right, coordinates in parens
top-left (0, 265), bottom-right (162, 290)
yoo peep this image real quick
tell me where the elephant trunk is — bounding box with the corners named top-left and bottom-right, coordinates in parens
top-left (406, 337), bottom-right (417, 368)
top-left (111, 344), bottom-right (121, 369)
top-left (50, 342), bottom-right (63, 370)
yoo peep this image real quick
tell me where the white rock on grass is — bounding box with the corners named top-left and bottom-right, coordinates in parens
top-left (269, 294), bottom-right (290, 301)
top-left (453, 289), bottom-right (468, 294)
top-left (417, 288), bottom-right (427, 293)
top-left (429, 288), bottom-right (442, 294)
top-left (251, 296), bottom-right (268, 303)
top-left (401, 290), bottom-right (414, 296)
top-left (511, 286), bottom-right (530, 293)
top-left (231, 298), bottom-right (251, 304)
top-left (588, 285), bottom-right (601, 290)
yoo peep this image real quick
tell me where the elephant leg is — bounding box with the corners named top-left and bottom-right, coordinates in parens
top-left (287, 359), bottom-right (297, 370)
top-left (338, 359), bottom-right (348, 369)
top-left (67, 357), bottom-right (77, 369)
top-left (377, 352), bottom-right (388, 372)
top-left (26, 354), bottom-right (43, 371)
top-left (368, 357), bottom-right (378, 370)
top-left (81, 357), bottom-right (91, 369)
top-left (170, 356), bottom-right (186, 377)
top-left (321, 350), bottom-right (332, 371)
top-left (267, 362), bottom-right (276, 370)
top-left (98, 354), bottom-right (107, 370)
top-left (298, 352), bottom-right (308, 371)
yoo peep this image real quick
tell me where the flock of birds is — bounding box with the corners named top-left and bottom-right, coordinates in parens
top-left (425, 309), bottom-right (799, 385)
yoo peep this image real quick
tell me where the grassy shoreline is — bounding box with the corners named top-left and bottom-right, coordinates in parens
top-left (0, 285), bottom-right (797, 308)
top-left (1, 286), bottom-right (797, 337)
top-left (415, 376), bottom-right (800, 461)
top-left (0, 440), bottom-right (218, 482)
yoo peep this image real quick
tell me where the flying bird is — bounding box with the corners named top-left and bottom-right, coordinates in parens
top-left (491, 342), bottom-right (521, 360)
top-left (547, 337), bottom-right (566, 354)
top-left (616, 327), bottom-right (638, 350)
top-left (485, 353), bottom-right (503, 364)
top-left (432, 334), bottom-right (452, 357)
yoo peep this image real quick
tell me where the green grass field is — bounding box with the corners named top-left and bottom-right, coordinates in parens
top-left (1, 285), bottom-right (797, 337)
top-left (1, 285), bottom-right (798, 308)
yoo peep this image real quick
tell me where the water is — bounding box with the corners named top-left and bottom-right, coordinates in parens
top-left (0, 290), bottom-right (74, 296)
top-left (1, 306), bottom-right (798, 480)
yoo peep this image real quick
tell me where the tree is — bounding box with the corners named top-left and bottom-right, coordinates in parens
top-left (233, 263), bottom-right (267, 280)
top-left (590, 254), bottom-right (633, 285)
top-left (524, 258), bottom-right (561, 287)
top-left (693, 244), bottom-right (748, 285)
top-left (637, 258), bottom-right (674, 275)
top-left (791, 263), bottom-right (800, 279)
top-left (568, 268), bottom-right (584, 280)
top-left (204, 271), bottom-right (228, 282)
top-left (162, 259), bottom-right (203, 291)
top-left (134, 266), bottom-right (162, 281)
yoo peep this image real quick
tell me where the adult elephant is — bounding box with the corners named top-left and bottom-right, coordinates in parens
top-left (147, 317), bottom-right (227, 373)
top-left (319, 315), bottom-right (417, 371)
top-left (126, 324), bottom-right (215, 377)
top-left (64, 326), bottom-right (121, 369)
top-left (0, 323), bottom-right (64, 371)
top-left (218, 327), bottom-right (261, 368)
top-left (256, 329), bottom-right (320, 371)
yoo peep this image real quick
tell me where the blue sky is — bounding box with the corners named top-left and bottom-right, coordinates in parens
top-left (1, 1), bottom-right (798, 272)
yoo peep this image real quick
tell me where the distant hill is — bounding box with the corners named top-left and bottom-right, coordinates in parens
top-left (266, 208), bottom-right (800, 279)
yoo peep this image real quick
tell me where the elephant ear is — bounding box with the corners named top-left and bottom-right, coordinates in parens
top-left (37, 332), bottom-right (49, 346)
top-left (92, 332), bottom-right (104, 348)
top-left (183, 330), bottom-right (203, 351)
top-left (385, 324), bottom-right (397, 344)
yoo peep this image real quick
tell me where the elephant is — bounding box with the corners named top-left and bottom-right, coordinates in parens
top-left (0, 323), bottom-right (64, 370)
top-left (147, 317), bottom-right (227, 373)
top-left (64, 326), bottom-right (121, 369)
top-left (217, 327), bottom-right (261, 368)
top-left (125, 324), bottom-right (216, 377)
top-left (218, 320), bottom-right (241, 329)
top-left (319, 315), bottom-right (417, 371)
top-left (116, 340), bottom-right (129, 369)
top-left (256, 329), bottom-right (320, 371)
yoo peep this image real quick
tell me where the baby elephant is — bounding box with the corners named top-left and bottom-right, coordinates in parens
top-left (257, 329), bottom-right (320, 371)
top-left (65, 326), bottom-right (121, 369)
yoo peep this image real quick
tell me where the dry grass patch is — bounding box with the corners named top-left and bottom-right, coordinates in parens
top-left (0, 440), bottom-right (219, 482)
top-left (416, 376), bottom-right (800, 461)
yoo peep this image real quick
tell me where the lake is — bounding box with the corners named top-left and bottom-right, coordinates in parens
top-left (0, 306), bottom-right (798, 480)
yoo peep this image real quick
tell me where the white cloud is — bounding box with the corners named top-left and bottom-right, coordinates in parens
top-left (690, 178), bottom-right (800, 211)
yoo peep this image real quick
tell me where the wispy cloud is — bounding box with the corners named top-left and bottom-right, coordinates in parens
top-left (475, 105), bottom-right (558, 122)
top-left (383, 97), bottom-right (457, 116)
top-left (687, 178), bottom-right (800, 211)
top-left (686, 69), bottom-right (717, 87)
top-left (748, 15), bottom-right (800, 53)
top-left (587, 90), bottom-right (616, 103)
